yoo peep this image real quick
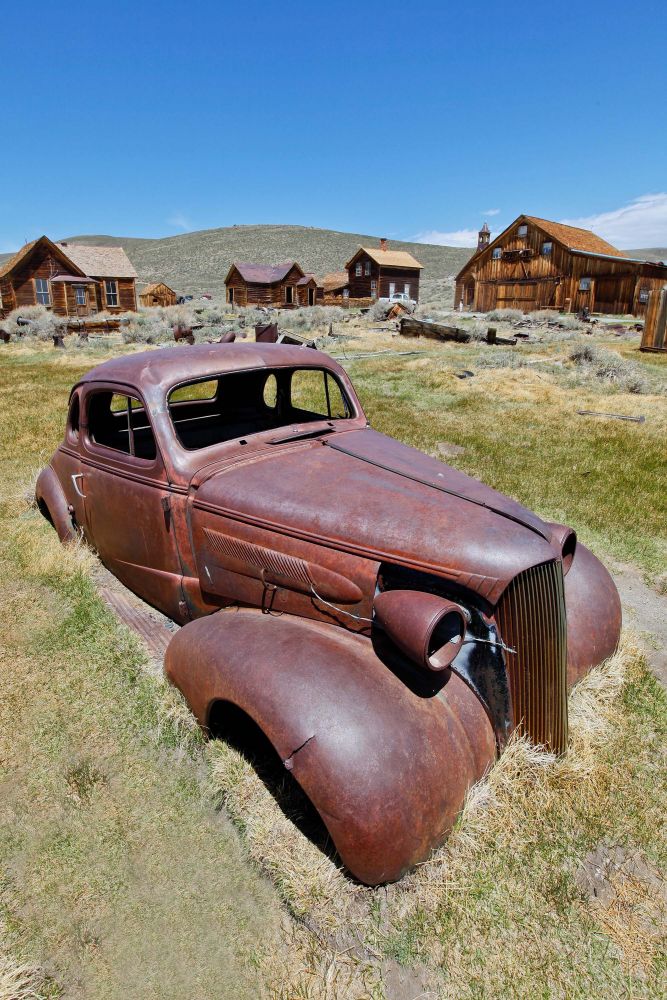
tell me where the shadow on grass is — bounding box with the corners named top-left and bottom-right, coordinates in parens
top-left (208, 701), bottom-right (338, 862)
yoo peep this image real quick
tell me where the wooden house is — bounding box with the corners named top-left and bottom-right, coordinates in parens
top-left (345, 240), bottom-right (423, 302)
top-left (139, 282), bottom-right (177, 307)
top-left (0, 236), bottom-right (137, 318)
top-left (319, 271), bottom-right (349, 302)
top-left (224, 261), bottom-right (309, 308)
top-left (296, 273), bottom-right (318, 307)
top-left (455, 216), bottom-right (667, 316)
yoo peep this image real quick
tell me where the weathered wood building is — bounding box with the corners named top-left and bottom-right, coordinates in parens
top-left (455, 216), bottom-right (667, 316)
top-left (345, 240), bottom-right (423, 301)
top-left (0, 236), bottom-right (137, 318)
top-left (318, 271), bottom-right (350, 303)
top-left (139, 282), bottom-right (177, 307)
top-left (224, 261), bottom-right (311, 308)
top-left (296, 273), bottom-right (318, 306)
top-left (640, 285), bottom-right (667, 352)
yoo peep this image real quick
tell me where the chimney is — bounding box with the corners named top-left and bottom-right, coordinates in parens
top-left (379, 238), bottom-right (387, 251)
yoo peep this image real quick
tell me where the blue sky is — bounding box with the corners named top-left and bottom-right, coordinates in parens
top-left (1, 0), bottom-right (666, 251)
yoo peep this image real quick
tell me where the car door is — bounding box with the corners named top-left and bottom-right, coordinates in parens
top-left (80, 383), bottom-right (186, 620)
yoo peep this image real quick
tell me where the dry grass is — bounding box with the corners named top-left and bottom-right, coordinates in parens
top-left (0, 319), bottom-right (665, 997)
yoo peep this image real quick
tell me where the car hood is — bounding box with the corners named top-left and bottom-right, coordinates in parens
top-left (192, 428), bottom-right (559, 604)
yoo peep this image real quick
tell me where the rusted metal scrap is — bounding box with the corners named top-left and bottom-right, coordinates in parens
top-left (36, 342), bottom-right (621, 885)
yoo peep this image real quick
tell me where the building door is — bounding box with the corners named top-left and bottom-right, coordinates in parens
top-left (404, 284), bottom-right (410, 297)
top-left (308, 287), bottom-right (315, 306)
top-left (74, 285), bottom-right (89, 316)
top-left (496, 282), bottom-right (537, 312)
top-left (228, 287), bottom-right (234, 304)
top-left (389, 282), bottom-right (396, 297)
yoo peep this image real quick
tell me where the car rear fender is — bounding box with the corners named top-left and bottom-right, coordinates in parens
top-left (35, 465), bottom-right (76, 543)
top-left (164, 609), bottom-right (495, 885)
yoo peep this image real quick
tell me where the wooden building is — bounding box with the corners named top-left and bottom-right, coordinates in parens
top-left (224, 261), bottom-right (312, 308)
top-left (139, 282), bottom-right (177, 307)
top-left (455, 216), bottom-right (667, 316)
top-left (0, 236), bottom-right (137, 318)
top-left (296, 273), bottom-right (318, 307)
top-left (640, 285), bottom-right (667, 352)
top-left (318, 271), bottom-right (350, 302)
top-left (345, 240), bottom-right (423, 302)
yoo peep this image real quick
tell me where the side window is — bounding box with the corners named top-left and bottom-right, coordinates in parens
top-left (263, 374), bottom-right (278, 408)
top-left (289, 370), bottom-right (350, 419)
top-left (518, 224), bottom-right (528, 238)
top-left (170, 380), bottom-right (218, 403)
top-left (355, 263), bottom-right (362, 277)
top-left (364, 261), bottom-right (371, 276)
top-left (88, 391), bottom-right (157, 460)
top-left (541, 241), bottom-right (553, 256)
top-left (492, 247), bottom-right (502, 259)
top-left (68, 393), bottom-right (80, 439)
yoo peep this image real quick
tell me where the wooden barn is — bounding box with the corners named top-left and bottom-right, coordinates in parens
top-left (224, 261), bottom-right (310, 308)
top-left (345, 240), bottom-right (423, 302)
top-left (139, 282), bottom-right (177, 307)
top-left (455, 216), bottom-right (667, 316)
top-left (0, 236), bottom-right (137, 318)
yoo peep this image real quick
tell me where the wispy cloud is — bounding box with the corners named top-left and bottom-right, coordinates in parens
top-left (166, 211), bottom-right (192, 232)
top-left (414, 228), bottom-right (480, 248)
top-left (561, 193), bottom-right (667, 249)
top-left (482, 208), bottom-right (500, 217)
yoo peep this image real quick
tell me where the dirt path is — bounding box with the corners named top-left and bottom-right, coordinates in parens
top-left (613, 563), bottom-right (667, 687)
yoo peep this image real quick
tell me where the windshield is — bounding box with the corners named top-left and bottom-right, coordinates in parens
top-left (167, 366), bottom-right (354, 451)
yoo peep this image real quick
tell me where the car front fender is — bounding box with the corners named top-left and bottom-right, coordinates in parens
top-left (164, 609), bottom-right (495, 885)
top-left (565, 542), bottom-right (622, 687)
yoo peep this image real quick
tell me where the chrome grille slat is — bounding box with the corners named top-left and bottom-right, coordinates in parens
top-left (496, 560), bottom-right (568, 753)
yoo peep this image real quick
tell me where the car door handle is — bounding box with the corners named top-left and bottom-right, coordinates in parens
top-left (71, 473), bottom-right (86, 498)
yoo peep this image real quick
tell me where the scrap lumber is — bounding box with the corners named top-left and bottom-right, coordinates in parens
top-left (399, 317), bottom-right (470, 342)
top-left (577, 410), bottom-right (645, 423)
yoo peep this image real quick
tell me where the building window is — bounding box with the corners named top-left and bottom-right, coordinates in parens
top-left (364, 261), bottom-right (371, 276)
top-left (75, 286), bottom-right (87, 306)
top-left (541, 242), bottom-right (553, 256)
top-left (492, 247), bottom-right (502, 260)
top-left (105, 280), bottom-right (118, 307)
top-left (518, 224), bottom-right (528, 238)
top-left (35, 277), bottom-right (51, 306)
top-left (370, 280), bottom-right (377, 298)
top-left (404, 284), bottom-right (410, 296)
top-left (355, 263), bottom-right (362, 277)
top-left (579, 277), bottom-right (592, 291)
top-left (638, 287), bottom-right (650, 304)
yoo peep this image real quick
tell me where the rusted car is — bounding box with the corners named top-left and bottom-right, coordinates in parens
top-left (37, 343), bottom-right (621, 885)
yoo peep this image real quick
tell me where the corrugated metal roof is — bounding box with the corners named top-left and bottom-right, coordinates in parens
top-left (56, 242), bottom-right (137, 278)
top-left (345, 246), bottom-right (424, 269)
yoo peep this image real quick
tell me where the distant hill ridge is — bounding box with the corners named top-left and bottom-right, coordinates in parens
top-left (0, 225), bottom-right (474, 295)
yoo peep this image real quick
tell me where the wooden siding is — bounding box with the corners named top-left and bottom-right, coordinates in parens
top-left (455, 218), bottom-right (667, 316)
top-left (139, 283), bottom-right (177, 308)
top-left (347, 252), bottom-right (421, 301)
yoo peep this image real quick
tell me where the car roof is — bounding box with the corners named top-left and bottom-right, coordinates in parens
top-left (77, 342), bottom-right (340, 393)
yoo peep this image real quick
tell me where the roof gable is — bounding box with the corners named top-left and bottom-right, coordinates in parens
top-left (0, 235), bottom-right (87, 280)
top-left (140, 281), bottom-right (175, 295)
top-left (55, 242), bottom-right (137, 278)
top-left (345, 246), bottom-right (423, 270)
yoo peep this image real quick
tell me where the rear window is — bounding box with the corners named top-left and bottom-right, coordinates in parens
top-left (167, 367), bottom-right (353, 451)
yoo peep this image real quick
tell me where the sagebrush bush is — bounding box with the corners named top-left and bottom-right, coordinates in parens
top-left (569, 342), bottom-right (650, 393)
top-left (486, 308), bottom-right (524, 322)
top-left (2, 305), bottom-right (67, 340)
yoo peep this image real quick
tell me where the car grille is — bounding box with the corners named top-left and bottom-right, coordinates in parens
top-left (495, 560), bottom-right (568, 754)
